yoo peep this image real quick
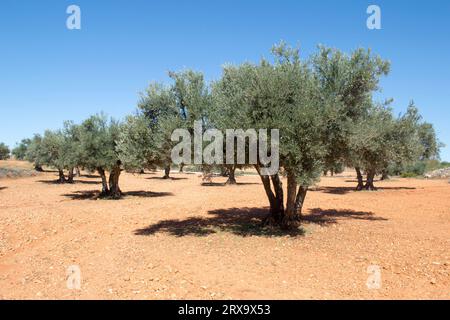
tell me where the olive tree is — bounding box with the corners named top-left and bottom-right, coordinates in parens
top-left (210, 66), bottom-right (260, 184)
top-left (136, 82), bottom-right (180, 178)
top-left (60, 121), bottom-right (83, 183)
top-left (213, 43), bottom-right (329, 229)
top-left (350, 102), bottom-right (423, 190)
top-left (12, 139), bottom-right (31, 160)
top-left (311, 46), bottom-right (390, 189)
top-left (25, 134), bottom-right (44, 171)
top-left (169, 70), bottom-right (212, 177)
top-left (78, 114), bottom-right (122, 198)
top-left (0, 143), bottom-right (10, 160)
top-left (39, 130), bottom-right (67, 183)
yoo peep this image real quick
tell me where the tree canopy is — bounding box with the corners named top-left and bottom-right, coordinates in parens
top-left (0, 143), bottom-right (10, 160)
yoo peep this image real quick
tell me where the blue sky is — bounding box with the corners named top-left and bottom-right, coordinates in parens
top-left (1, 0), bottom-right (449, 160)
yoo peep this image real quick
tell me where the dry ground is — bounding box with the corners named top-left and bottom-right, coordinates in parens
top-left (0, 163), bottom-right (449, 299)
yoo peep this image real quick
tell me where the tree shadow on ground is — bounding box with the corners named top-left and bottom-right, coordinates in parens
top-left (135, 207), bottom-right (304, 237)
top-left (146, 177), bottom-right (188, 181)
top-left (81, 174), bottom-right (100, 179)
top-left (235, 182), bottom-right (261, 186)
top-left (303, 208), bottom-right (387, 225)
top-left (0, 186), bottom-right (7, 191)
top-left (62, 190), bottom-right (173, 200)
top-left (201, 182), bottom-right (260, 187)
top-left (135, 206), bottom-right (385, 238)
top-left (201, 182), bottom-right (226, 187)
top-left (312, 186), bottom-right (416, 195)
top-left (37, 179), bottom-right (100, 185)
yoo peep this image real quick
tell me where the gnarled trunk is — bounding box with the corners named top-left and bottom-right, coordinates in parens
top-left (294, 186), bottom-right (308, 218)
top-left (380, 170), bottom-right (389, 181)
top-left (283, 172), bottom-right (299, 227)
top-left (225, 165), bottom-right (237, 185)
top-left (270, 173), bottom-right (285, 222)
top-left (108, 162), bottom-right (122, 199)
top-left (75, 167), bottom-right (81, 177)
top-left (163, 165), bottom-right (171, 179)
top-left (282, 173), bottom-right (308, 229)
top-left (179, 163), bottom-right (185, 173)
top-left (365, 170), bottom-right (377, 191)
top-left (256, 166), bottom-right (308, 229)
top-left (355, 167), bottom-right (364, 191)
top-left (98, 167), bottom-right (109, 195)
top-left (255, 165), bottom-right (284, 225)
top-left (57, 169), bottom-right (66, 184)
top-left (67, 168), bottom-right (74, 184)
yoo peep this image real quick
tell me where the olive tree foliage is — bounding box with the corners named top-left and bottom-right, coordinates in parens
top-left (350, 102), bottom-right (423, 190)
top-left (38, 130), bottom-right (68, 183)
top-left (386, 101), bottom-right (443, 177)
top-left (0, 143), bottom-right (10, 160)
top-left (119, 82), bottom-right (180, 178)
top-left (59, 121), bottom-right (83, 183)
top-left (23, 122), bottom-right (83, 183)
top-left (311, 46), bottom-right (391, 187)
top-left (169, 70), bottom-right (211, 127)
top-left (12, 139), bottom-right (31, 160)
top-left (169, 70), bottom-right (212, 175)
top-left (209, 66), bottom-right (256, 184)
top-left (118, 70), bottom-right (211, 179)
top-left (213, 43), bottom-right (330, 228)
top-left (117, 114), bottom-right (156, 172)
top-left (416, 108), bottom-right (443, 161)
top-left (25, 134), bottom-right (44, 171)
top-left (78, 114), bottom-right (122, 198)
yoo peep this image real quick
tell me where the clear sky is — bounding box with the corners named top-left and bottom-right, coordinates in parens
top-left (1, 0), bottom-right (449, 160)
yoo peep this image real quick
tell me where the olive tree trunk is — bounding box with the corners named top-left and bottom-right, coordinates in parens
top-left (256, 165), bottom-right (308, 229)
top-left (108, 162), bottom-right (122, 199)
top-left (98, 167), bottom-right (109, 195)
top-left (365, 170), bottom-right (377, 191)
top-left (163, 165), bottom-right (171, 179)
top-left (282, 172), bottom-right (308, 228)
top-left (225, 165), bottom-right (237, 185)
top-left (256, 165), bottom-right (284, 225)
top-left (57, 169), bottom-right (66, 184)
top-left (355, 167), bottom-right (364, 191)
top-left (67, 168), bottom-right (74, 184)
